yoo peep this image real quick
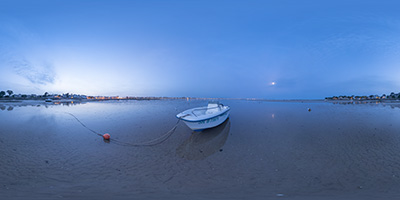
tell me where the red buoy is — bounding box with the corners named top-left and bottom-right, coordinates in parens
top-left (103, 133), bottom-right (111, 140)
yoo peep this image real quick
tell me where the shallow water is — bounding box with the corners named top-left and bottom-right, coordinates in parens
top-left (1, 100), bottom-right (400, 199)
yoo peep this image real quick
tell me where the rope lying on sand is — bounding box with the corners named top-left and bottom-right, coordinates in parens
top-left (65, 113), bottom-right (103, 137)
top-left (65, 112), bottom-right (180, 147)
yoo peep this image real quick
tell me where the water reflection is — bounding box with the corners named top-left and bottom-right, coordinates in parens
top-left (0, 105), bottom-right (15, 111)
top-left (328, 100), bottom-right (400, 109)
top-left (52, 101), bottom-right (85, 106)
top-left (330, 101), bottom-right (380, 105)
top-left (383, 104), bottom-right (400, 109)
top-left (176, 119), bottom-right (230, 160)
top-left (0, 100), bottom-right (86, 111)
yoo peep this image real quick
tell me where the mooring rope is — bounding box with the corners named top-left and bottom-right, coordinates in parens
top-left (65, 113), bottom-right (103, 137)
top-left (65, 112), bottom-right (181, 146)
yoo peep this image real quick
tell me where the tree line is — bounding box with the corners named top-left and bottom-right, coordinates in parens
top-left (0, 90), bottom-right (13, 98)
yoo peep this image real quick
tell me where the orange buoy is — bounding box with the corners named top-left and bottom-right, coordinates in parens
top-left (103, 133), bottom-right (111, 140)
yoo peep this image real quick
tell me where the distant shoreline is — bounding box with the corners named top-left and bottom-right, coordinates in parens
top-left (2, 98), bottom-right (400, 106)
top-left (325, 99), bottom-right (400, 103)
top-left (0, 98), bottom-right (326, 102)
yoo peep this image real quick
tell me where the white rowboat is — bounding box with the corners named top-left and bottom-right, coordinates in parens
top-left (176, 102), bottom-right (230, 130)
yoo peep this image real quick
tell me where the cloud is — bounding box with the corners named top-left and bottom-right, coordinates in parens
top-left (10, 58), bottom-right (55, 85)
top-left (0, 20), bottom-right (56, 87)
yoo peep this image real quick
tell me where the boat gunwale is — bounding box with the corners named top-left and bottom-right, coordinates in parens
top-left (177, 107), bottom-right (230, 122)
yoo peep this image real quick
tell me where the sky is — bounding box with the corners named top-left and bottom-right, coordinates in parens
top-left (1, 0), bottom-right (400, 99)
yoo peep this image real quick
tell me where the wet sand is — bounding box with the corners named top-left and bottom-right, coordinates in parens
top-left (1, 100), bottom-right (400, 199)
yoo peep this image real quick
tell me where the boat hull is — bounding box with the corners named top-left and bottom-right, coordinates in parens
top-left (181, 110), bottom-right (230, 130)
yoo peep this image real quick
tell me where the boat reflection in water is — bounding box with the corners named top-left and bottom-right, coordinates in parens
top-left (176, 119), bottom-right (230, 160)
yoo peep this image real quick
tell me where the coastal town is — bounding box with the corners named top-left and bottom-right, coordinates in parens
top-left (325, 92), bottom-right (400, 100)
top-left (0, 90), bottom-right (189, 101)
top-left (0, 90), bottom-right (220, 101)
top-left (2, 89), bottom-right (400, 102)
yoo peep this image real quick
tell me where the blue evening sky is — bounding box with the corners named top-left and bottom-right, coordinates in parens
top-left (1, 0), bottom-right (399, 99)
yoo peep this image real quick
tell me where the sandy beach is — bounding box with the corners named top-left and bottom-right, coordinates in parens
top-left (1, 99), bottom-right (400, 199)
